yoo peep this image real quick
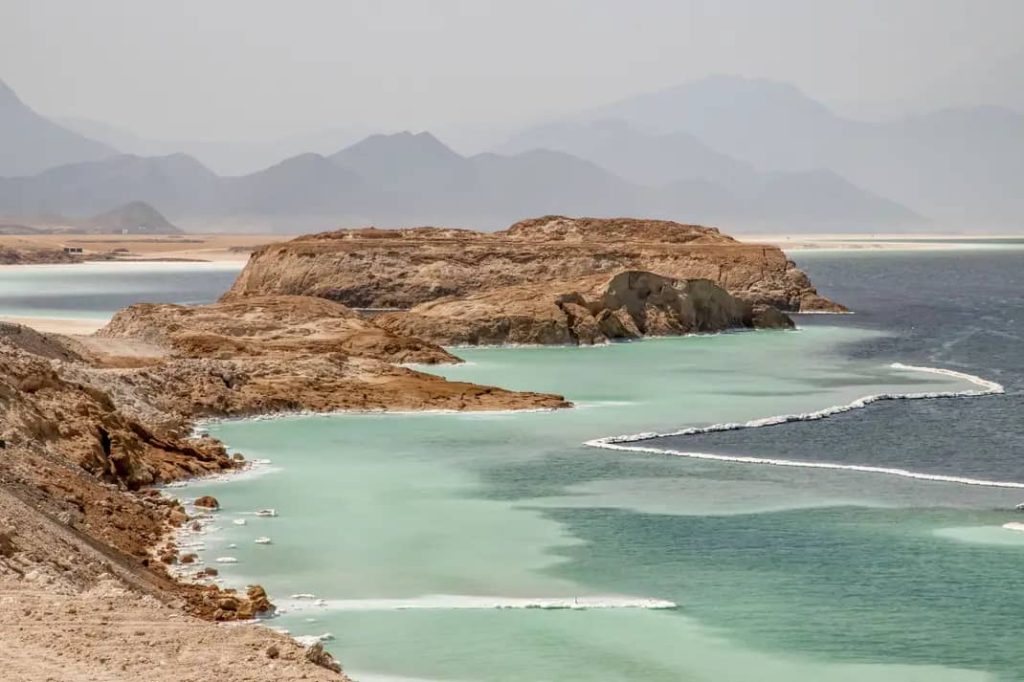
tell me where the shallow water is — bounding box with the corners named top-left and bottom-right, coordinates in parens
top-left (182, 323), bottom-right (1023, 682)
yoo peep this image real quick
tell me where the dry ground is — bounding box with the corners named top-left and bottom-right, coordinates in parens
top-left (0, 233), bottom-right (280, 263)
top-left (0, 582), bottom-right (348, 682)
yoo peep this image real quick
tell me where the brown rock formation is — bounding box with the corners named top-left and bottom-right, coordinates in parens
top-left (0, 339), bottom-right (234, 490)
top-left (0, 286), bottom-right (568, 675)
top-left (223, 215), bottom-right (844, 313)
top-left (378, 271), bottom-right (794, 346)
top-left (99, 295), bottom-right (458, 365)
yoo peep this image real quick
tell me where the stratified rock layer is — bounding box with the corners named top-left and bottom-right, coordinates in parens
top-left (377, 271), bottom-right (793, 346)
top-left (223, 215), bottom-right (844, 312)
top-left (99, 295), bottom-right (458, 364)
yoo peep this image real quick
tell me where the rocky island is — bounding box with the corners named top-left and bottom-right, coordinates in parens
top-left (224, 216), bottom-right (844, 313)
top-left (0, 215), bottom-right (841, 680)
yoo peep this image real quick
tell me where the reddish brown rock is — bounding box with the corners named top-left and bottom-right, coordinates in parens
top-left (193, 496), bottom-right (219, 510)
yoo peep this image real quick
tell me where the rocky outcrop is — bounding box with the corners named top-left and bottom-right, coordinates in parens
top-left (377, 271), bottom-right (793, 346)
top-left (99, 295), bottom-right (458, 365)
top-left (0, 339), bottom-right (234, 490)
top-left (63, 353), bottom-right (569, 432)
top-left (85, 295), bottom-right (568, 432)
top-left (223, 215), bottom-right (844, 313)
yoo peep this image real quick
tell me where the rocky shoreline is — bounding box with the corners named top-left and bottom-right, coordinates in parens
top-left (0, 215), bottom-right (843, 680)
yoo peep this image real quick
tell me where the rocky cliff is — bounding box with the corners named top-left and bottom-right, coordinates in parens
top-left (0, 296), bottom-right (569, 678)
top-left (377, 271), bottom-right (793, 346)
top-left (223, 215), bottom-right (844, 312)
top-left (99, 295), bottom-right (458, 364)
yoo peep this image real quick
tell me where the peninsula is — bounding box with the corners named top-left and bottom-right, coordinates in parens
top-left (0, 215), bottom-right (840, 679)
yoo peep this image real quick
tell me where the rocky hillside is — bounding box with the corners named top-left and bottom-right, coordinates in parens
top-left (0, 293), bottom-right (575, 679)
top-left (224, 215), bottom-right (844, 312)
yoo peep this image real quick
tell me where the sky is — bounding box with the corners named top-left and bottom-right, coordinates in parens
top-left (2, 0), bottom-right (1022, 145)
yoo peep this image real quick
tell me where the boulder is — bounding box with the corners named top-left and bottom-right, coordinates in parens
top-left (305, 642), bottom-right (343, 673)
top-left (193, 496), bottom-right (219, 510)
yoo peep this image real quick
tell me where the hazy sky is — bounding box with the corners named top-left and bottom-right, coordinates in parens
top-left (2, 0), bottom-right (1021, 142)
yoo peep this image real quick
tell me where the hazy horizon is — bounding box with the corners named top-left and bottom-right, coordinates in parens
top-left (3, 0), bottom-right (1022, 150)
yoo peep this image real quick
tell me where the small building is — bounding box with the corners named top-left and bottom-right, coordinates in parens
top-left (62, 246), bottom-right (83, 254)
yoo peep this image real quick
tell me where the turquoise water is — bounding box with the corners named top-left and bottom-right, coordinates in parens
top-left (181, 328), bottom-right (1024, 682)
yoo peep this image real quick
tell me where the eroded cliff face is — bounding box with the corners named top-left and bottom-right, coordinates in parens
top-left (223, 215), bottom-right (844, 312)
top-left (0, 339), bottom-right (232, 490)
top-left (99, 295), bottom-right (459, 365)
top-left (376, 271), bottom-right (793, 347)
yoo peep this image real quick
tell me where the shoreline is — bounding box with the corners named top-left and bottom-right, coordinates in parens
top-left (164, 358), bottom-right (1016, 672)
top-left (585, 363), bottom-right (1019, 489)
top-left (0, 233), bottom-right (279, 265)
top-left (0, 315), bottom-right (108, 334)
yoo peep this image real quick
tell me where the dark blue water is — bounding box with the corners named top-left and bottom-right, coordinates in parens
top-left (530, 249), bottom-right (1024, 681)
top-left (652, 249), bottom-right (1024, 482)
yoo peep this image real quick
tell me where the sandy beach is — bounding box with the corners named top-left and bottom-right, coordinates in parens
top-left (742, 232), bottom-right (1024, 251)
top-left (0, 315), bottom-right (107, 335)
top-left (0, 233), bottom-right (281, 263)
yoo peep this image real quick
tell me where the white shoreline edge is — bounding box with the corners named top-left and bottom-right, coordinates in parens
top-left (584, 363), bottom-right (1022, 489)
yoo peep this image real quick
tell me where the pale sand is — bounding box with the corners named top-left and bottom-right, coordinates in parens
top-left (741, 232), bottom-right (1024, 251)
top-left (0, 315), bottom-right (108, 335)
top-left (0, 582), bottom-right (347, 681)
top-left (6, 231), bottom-right (1020, 261)
top-left (0, 233), bottom-right (281, 263)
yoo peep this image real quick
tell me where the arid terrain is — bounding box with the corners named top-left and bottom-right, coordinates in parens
top-left (0, 233), bottom-right (279, 264)
top-left (225, 215), bottom-right (844, 312)
top-left (0, 216), bottom-right (842, 680)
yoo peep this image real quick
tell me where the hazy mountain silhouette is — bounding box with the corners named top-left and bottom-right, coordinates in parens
top-left (830, 106), bottom-right (1024, 225)
top-left (222, 153), bottom-right (364, 215)
top-left (0, 128), bottom-right (919, 232)
top-left (0, 153), bottom-right (218, 217)
top-left (0, 200), bottom-right (180, 235)
top-left (84, 201), bottom-right (181, 234)
top-left (59, 115), bottom-right (369, 176)
top-left (592, 75), bottom-right (844, 172)
top-left (499, 119), bottom-right (918, 228)
top-left (565, 75), bottom-right (1023, 228)
top-left (0, 79), bottom-right (117, 176)
top-left (499, 119), bottom-right (757, 187)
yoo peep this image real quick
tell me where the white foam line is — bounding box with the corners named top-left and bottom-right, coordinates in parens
top-left (585, 363), bottom-right (1022, 489)
top-left (276, 594), bottom-right (677, 612)
top-left (192, 405), bottom-right (563, 431)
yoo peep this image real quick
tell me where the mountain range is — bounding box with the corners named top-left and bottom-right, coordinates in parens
top-left (559, 76), bottom-right (1024, 228)
top-left (1, 76), bottom-right (1019, 232)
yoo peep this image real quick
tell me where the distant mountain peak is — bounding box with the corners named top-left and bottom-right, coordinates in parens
top-left (0, 78), bottom-right (20, 106)
top-left (334, 130), bottom-right (462, 160)
top-left (85, 200), bottom-right (181, 234)
top-left (0, 78), bottom-right (117, 176)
